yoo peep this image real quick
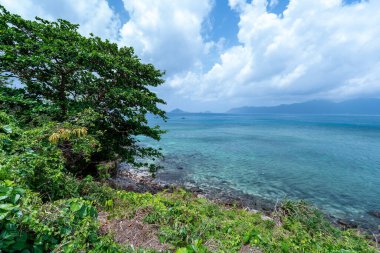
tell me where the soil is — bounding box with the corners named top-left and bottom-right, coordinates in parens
top-left (99, 209), bottom-right (171, 252)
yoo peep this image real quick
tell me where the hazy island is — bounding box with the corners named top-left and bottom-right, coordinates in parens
top-left (0, 6), bottom-right (378, 253)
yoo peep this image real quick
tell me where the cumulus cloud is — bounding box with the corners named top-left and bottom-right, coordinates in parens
top-left (2, 0), bottom-right (380, 110)
top-left (0, 0), bottom-right (120, 40)
top-left (119, 0), bottom-right (213, 74)
top-left (171, 0), bottom-right (380, 107)
top-left (269, 0), bottom-right (279, 9)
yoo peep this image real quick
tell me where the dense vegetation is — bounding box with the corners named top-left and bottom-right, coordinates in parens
top-left (0, 6), bottom-right (377, 253)
top-left (0, 5), bottom-right (166, 176)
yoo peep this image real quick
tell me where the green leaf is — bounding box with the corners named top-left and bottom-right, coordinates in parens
top-left (32, 245), bottom-right (44, 253)
top-left (2, 125), bottom-right (13, 134)
top-left (11, 194), bottom-right (21, 204)
top-left (0, 203), bottom-right (15, 211)
top-left (0, 211), bottom-right (10, 220)
top-left (175, 248), bottom-right (189, 253)
top-left (69, 202), bottom-right (82, 212)
top-left (12, 232), bottom-right (28, 250)
top-left (0, 195), bottom-right (8, 201)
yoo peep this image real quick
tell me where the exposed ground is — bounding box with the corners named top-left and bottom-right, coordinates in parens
top-left (99, 209), bottom-right (172, 252)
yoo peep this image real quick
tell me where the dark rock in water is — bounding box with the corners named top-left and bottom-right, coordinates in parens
top-left (368, 210), bottom-right (380, 218)
top-left (177, 166), bottom-right (184, 170)
top-left (335, 219), bottom-right (358, 229)
top-left (188, 186), bottom-right (203, 193)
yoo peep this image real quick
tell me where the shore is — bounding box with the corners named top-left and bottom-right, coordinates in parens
top-left (109, 163), bottom-right (274, 211)
top-left (109, 163), bottom-right (379, 236)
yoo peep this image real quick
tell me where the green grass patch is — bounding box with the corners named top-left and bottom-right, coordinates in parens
top-left (101, 188), bottom-right (377, 253)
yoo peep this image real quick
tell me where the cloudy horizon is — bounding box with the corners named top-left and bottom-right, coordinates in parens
top-left (1, 0), bottom-right (379, 112)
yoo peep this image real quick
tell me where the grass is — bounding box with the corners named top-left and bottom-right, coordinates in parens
top-left (1, 173), bottom-right (377, 252)
top-left (96, 186), bottom-right (377, 253)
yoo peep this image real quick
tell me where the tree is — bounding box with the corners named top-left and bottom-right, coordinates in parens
top-left (0, 5), bottom-right (167, 175)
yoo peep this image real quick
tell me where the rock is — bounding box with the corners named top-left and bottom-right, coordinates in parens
top-left (336, 219), bottom-right (358, 229)
top-left (261, 215), bottom-right (273, 221)
top-left (190, 187), bottom-right (203, 193)
top-left (372, 233), bottom-right (380, 245)
top-left (109, 168), bottom-right (165, 194)
top-left (368, 210), bottom-right (380, 219)
top-left (177, 166), bottom-right (184, 170)
top-left (239, 245), bottom-right (263, 253)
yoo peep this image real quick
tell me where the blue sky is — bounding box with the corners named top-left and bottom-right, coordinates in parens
top-left (1, 0), bottom-right (379, 112)
top-left (108, 0), bottom-right (360, 49)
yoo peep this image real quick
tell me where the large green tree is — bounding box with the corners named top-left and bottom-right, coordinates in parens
top-left (0, 5), bottom-right (166, 175)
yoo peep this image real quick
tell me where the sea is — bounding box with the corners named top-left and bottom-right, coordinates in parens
top-left (142, 113), bottom-right (380, 229)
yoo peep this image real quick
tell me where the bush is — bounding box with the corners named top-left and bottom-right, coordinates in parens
top-left (0, 180), bottom-right (130, 252)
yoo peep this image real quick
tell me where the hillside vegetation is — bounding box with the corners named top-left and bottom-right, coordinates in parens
top-left (0, 6), bottom-right (377, 253)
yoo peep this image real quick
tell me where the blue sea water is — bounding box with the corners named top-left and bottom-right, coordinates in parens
top-left (144, 113), bottom-right (380, 228)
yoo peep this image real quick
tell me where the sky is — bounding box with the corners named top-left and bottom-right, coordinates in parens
top-left (0, 0), bottom-right (379, 112)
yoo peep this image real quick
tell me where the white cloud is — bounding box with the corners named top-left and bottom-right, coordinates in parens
top-left (269, 0), bottom-right (279, 9)
top-left (0, 0), bottom-right (120, 40)
top-left (119, 0), bottom-right (213, 74)
top-left (171, 0), bottom-right (380, 107)
top-left (228, 0), bottom-right (248, 11)
top-left (2, 0), bottom-right (380, 111)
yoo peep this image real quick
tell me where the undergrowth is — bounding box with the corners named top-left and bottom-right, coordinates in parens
top-left (102, 188), bottom-right (377, 253)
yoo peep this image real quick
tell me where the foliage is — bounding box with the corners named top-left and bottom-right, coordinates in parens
top-left (105, 189), bottom-right (377, 253)
top-left (0, 111), bottom-right (91, 200)
top-left (0, 5), bottom-right (377, 253)
top-left (0, 180), bottom-right (146, 253)
top-left (0, 5), bottom-right (167, 175)
top-left (0, 5), bottom-right (168, 252)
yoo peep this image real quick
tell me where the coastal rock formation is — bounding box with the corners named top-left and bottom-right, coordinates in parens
top-left (368, 210), bottom-right (380, 219)
top-left (108, 164), bottom-right (170, 193)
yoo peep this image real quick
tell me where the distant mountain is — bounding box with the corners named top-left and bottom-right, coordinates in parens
top-left (227, 98), bottom-right (380, 115)
top-left (169, 108), bottom-right (188, 114)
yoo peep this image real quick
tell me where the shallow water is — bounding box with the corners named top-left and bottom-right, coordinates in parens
top-left (143, 113), bottom-right (380, 228)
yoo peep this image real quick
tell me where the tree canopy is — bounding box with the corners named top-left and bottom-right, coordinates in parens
top-left (0, 5), bottom-right (166, 175)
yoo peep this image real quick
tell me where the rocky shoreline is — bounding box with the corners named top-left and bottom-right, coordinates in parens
top-left (109, 164), bottom-right (274, 214)
top-left (109, 164), bottom-right (380, 241)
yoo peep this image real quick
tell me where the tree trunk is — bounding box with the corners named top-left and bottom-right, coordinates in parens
top-left (59, 74), bottom-right (67, 119)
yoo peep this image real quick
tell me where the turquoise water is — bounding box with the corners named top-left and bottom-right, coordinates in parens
top-left (145, 113), bottom-right (380, 228)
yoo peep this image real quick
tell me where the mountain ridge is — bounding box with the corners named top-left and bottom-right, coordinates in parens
top-left (227, 98), bottom-right (380, 115)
